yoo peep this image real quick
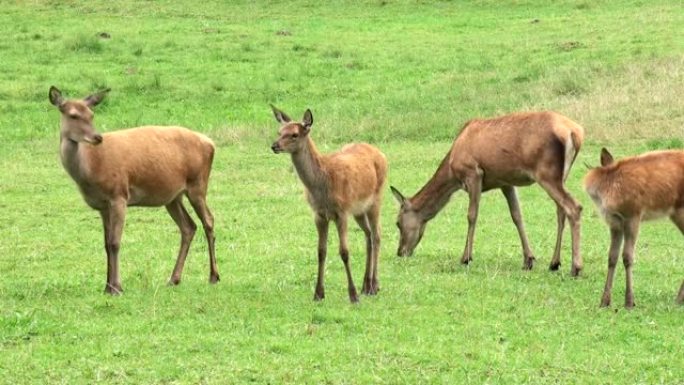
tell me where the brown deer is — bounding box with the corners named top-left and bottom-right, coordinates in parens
top-left (391, 111), bottom-right (584, 275)
top-left (270, 105), bottom-right (387, 303)
top-left (49, 86), bottom-right (219, 294)
top-left (584, 148), bottom-right (684, 308)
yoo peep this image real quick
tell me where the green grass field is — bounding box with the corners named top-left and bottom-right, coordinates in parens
top-left (1, 1), bottom-right (683, 384)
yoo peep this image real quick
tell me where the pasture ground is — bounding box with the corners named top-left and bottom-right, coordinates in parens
top-left (1, 1), bottom-right (682, 384)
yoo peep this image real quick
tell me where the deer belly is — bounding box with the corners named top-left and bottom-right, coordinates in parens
top-left (349, 196), bottom-right (374, 216)
top-left (642, 207), bottom-right (674, 221)
top-left (128, 185), bottom-right (183, 206)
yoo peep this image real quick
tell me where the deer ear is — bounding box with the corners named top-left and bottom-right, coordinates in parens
top-left (600, 148), bottom-right (614, 166)
top-left (302, 109), bottom-right (313, 131)
top-left (84, 88), bottom-right (110, 107)
top-left (270, 104), bottom-right (292, 124)
top-left (390, 186), bottom-right (406, 206)
top-left (49, 86), bottom-right (64, 107)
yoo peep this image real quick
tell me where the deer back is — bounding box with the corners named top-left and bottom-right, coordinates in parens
top-left (314, 143), bottom-right (387, 215)
top-left (71, 126), bottom-right (214, 208)
top-left (449, 111), bottom-right (583, 188)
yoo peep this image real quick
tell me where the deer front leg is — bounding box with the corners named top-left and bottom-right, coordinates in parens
top-left (677, 281), bottom-right (684, 305)
top-left (501, 186), bottom-right (535, 270)
top-left (461, 173), bottom-right (482, 265)
top-left (622, 217), bottom-right (641, 309)
top-left (600, 224), bottom-right (623, 307)
top-left (100, 200), bottom-right (127, 295)
top-left (314, 214), bottom-right (329, 301)
top-left (335, 215), bottom-right (359, 303)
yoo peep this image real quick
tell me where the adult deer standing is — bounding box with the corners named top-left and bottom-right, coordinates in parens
top-left (391, 111), bottom-right (584, 275)
top-left (584, 148), bottom-right (684, 308)
top-left (49, 86), bottom-right (219, 294)
top-left (270, 105), bottom-right (387, 303)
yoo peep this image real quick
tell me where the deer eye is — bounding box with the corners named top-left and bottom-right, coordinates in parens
top-left (291, 133), bottom-right (299, 139)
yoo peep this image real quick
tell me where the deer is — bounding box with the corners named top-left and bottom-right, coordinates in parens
top-left (270, 105), bottom-right (387, 303)
top-left (48, 86), bottom-right (219, 295)
top-left (584, 148), bottom-right (684, 308)
top-left (390, 111), bottom-right (585, 275)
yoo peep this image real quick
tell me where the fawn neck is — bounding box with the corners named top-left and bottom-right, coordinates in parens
top-left (290, 136), bottom-right (328, 193)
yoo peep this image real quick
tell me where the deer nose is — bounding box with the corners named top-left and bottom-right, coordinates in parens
top-left (271, 142), bottom-right (280, 153)
top-left (93, 134), bottom-right (103, 144)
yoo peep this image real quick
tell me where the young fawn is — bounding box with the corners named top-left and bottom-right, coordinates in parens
top-left (391, 111), bottom-right (585, 275)
top-left (49, 86), bottom-right (219, 294)
top-left (585, 148), bottom-right (684, 308)
top-left (270, 106), bottom-right (387, 303)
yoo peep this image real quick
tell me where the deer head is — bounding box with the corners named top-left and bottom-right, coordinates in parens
top-left (49, 86), bottom-right (110, 145)
top-left (391, 186), bottom-right (427, 257)
top-left (270, 105), bottom-right (313, 154)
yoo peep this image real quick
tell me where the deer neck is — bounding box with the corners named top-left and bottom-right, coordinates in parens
top-left (410, 153), bottom-right (462, 221)
top-left (60, 135), bottom-right (92, 184)
top-left (290, 137), bottom-right (327, 193)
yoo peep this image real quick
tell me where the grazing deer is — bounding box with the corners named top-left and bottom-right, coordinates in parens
top-left (270, 105), bottom-right (387, 303)
top-left (391, 111), bottom-right (585, 275)
top-left (49, 86), bottom-right (219, 294)
top-left (584, 148), bottom-right (684, 308)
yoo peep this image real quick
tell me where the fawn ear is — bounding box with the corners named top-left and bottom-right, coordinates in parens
top-left (270, 104), bottom-right (292, 124)
top-left (84, 88), bottom-right (110, 107)
top-left (600, 148), bottom-right (614, 166)
top-left (302, 109), bottom-right (313, 132)
top-left (49, 86), bottom-right (64, 107)
top-left (390, 186), bottom-right (406, 206)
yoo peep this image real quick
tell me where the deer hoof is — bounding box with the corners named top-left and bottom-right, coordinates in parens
top-left (209, 274), bottom-right (220, 284)
top-left (570, 265), bottom-right (582, 277)
top-left (549, 262), bottom-right (561, 271)
top-left (104, 283), bottom-right (123, 295)
top-left (523, 257), bottom-right (535, 270)
top-left (168, 277), bottom-right (181, 286)
top-left (313, 291), bottom-right (325, 301)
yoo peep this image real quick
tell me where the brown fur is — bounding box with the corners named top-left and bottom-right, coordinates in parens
top-left (584, 148), bottom-right (684, 308)
top-left (271, 106), bottom-right (387, 303)
top-left (49, 86), bottom-right (219, 294)
top-left (391, 111), bottom-right (585, 275)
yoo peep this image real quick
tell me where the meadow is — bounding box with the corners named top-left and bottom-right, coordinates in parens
top-left (1, 1), bottom-right (683, 383)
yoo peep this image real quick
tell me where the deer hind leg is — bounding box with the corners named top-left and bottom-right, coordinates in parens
top-left (600, 222), bottom-right (624, 307)
top-left (165, 196), bottom-right (197, 285)
top-left (368, 202), bottom-right (381, 295)
top-left (100, 199), bottom-right (127, 295)
top-left (186, 186), bottom-right (219, 284)
top-left (622, 216), bottom-right (641, 308)
top-left (335, 215), bottom-right (359, 303)
top-left (536, 176), bottom-right (582, 276)
top-left (501, 186), bottom-right (535, 270)
top-left (549, 204), bottom-right (566, 271)
top-left (669, 209), bottom-right (684, 304)
top-left (354, 213), bottom-right (374, 295)
top-left (314, 213), bottom-right (329, 301)
top-left (461, 173), bottom-right (483, 265)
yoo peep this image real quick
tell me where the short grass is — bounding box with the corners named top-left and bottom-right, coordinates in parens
top-left (1, 1), bottom-right (683, 384)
